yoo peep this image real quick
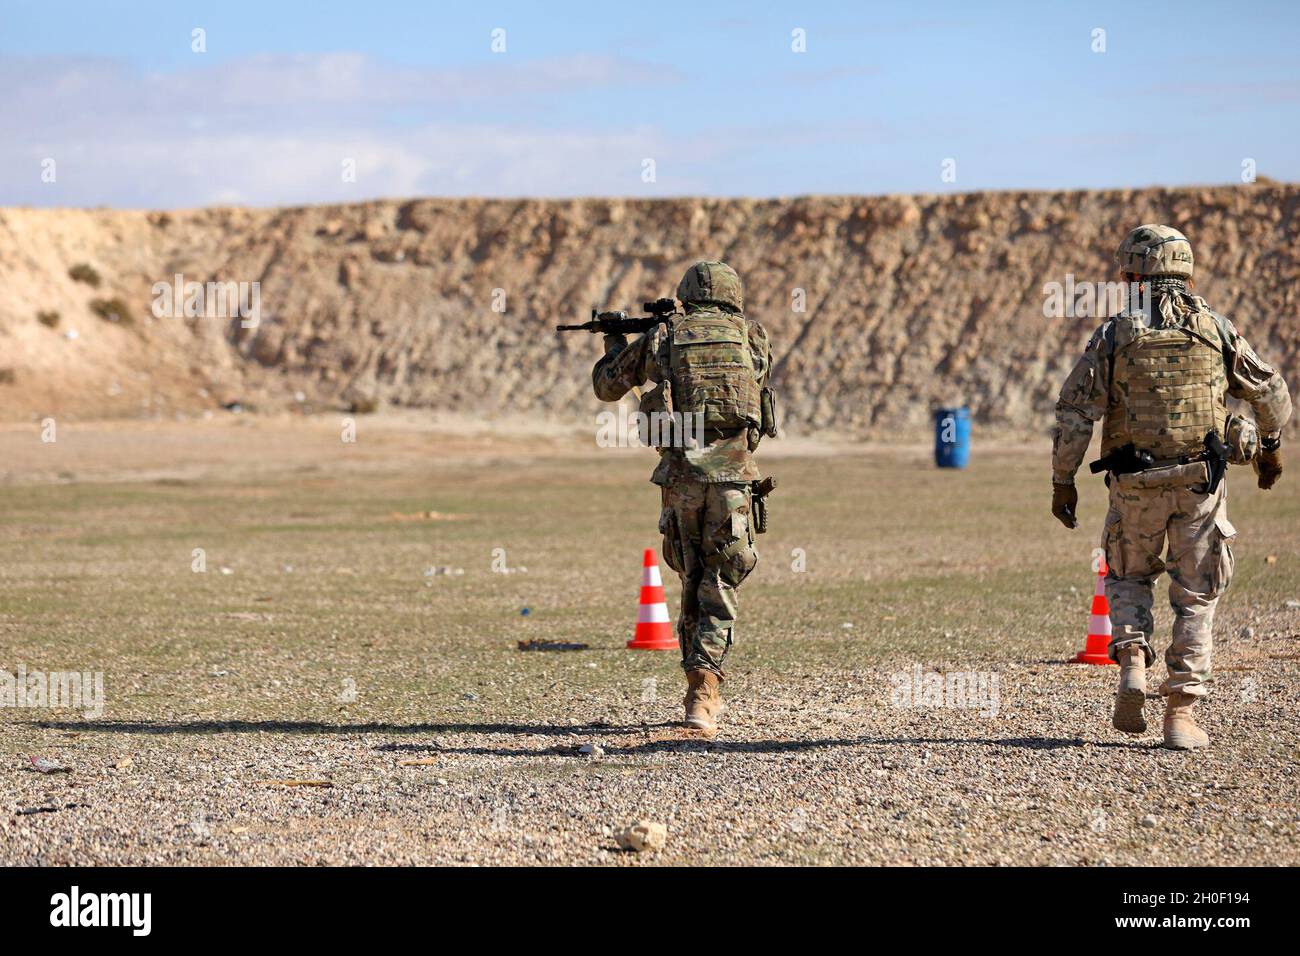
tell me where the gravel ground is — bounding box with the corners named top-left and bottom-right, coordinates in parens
top-left (2, 417), bottom-right (1297, 865)
top-left (4, 646), bottom-right (1298, 866)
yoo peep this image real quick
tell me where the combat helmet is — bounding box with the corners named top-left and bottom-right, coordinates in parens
top-left (1115, 224), bottom-right (1194, 278)
top-left (676, 260), bottom-right (744, 313)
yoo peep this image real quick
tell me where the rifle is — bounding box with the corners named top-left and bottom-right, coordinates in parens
top-left (1088, 433), bottom-right (1230, 494)
top-left (1088, 443), bottom-right (1156, 476)
top-left (556, 297), bottom-right (678, 335)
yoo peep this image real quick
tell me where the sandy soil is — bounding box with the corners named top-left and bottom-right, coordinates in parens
top-left (1, 416), bottom-right (1298, 865)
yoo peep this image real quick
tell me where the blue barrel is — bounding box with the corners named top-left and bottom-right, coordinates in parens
top-left (934, 407), bottom-right (971, 469)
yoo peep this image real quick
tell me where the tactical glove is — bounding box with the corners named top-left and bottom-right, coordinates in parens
top-left (1254, 443), bottom-right (1283, 490)
top-left (1052, 482), bottom-right (1078, 529)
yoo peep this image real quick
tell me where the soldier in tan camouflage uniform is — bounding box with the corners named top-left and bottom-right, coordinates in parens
top-left (1051, 225), bottom-right (1291, 749)
top-left (593, 261), bottom-right (776, 732)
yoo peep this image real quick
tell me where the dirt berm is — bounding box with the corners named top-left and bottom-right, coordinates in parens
top-left (2, 183), bottom-right (1296, 433)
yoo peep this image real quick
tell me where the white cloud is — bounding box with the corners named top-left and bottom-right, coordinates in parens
top-left (0, 52), bottom-right (698, 206)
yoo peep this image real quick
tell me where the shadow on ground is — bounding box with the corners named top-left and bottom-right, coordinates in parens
top-left (30, 720), bottom-right (1154, 755)
top-left (33, 719), bottom-right (671, 737)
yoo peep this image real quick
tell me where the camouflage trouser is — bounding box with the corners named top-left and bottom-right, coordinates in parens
top-left (1102, 473), bottom-right (1237, 698)
top-left (658, 480), bottom-right (758, 675)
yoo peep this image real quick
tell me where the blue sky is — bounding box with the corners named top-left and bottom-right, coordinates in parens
top-left (2, 0), bottom-right (1297, 207)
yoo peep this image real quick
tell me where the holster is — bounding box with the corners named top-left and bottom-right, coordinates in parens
top-left (750, 476), bottom-right (776, 534)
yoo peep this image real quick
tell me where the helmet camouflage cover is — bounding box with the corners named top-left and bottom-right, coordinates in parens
top-left (1115, 224), bottom-right (1194, 278)
top-left (676, 260), bottom-right (744, 312)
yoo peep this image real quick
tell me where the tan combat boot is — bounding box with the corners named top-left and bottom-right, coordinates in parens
top-left (1163, 692), bottom-right (1210, 750)
top-left (683, 670), bottom-right (723, 732)
top-left (1112, 646), bottom-right (1147, 734)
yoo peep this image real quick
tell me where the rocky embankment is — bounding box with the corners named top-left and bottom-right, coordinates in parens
top-left (2, 183), bottom-right (1297, 433)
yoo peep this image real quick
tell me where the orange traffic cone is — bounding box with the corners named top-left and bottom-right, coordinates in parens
top-left (627, 548), bottom-right (676, 650)
top-left (1073, 557), bottom-right (1116, 665)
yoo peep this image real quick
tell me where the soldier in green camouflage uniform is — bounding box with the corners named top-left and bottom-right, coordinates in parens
top-left (1051, 225), bottom-right (1292, 749)
top-left (593, 261), bottom-right (775, 732)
